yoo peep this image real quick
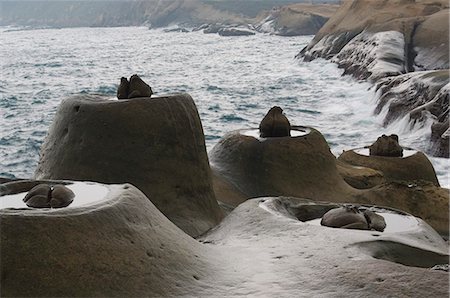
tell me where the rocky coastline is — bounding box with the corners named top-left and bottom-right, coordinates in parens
top-left (298, 0), bottom-right (449, 157)
top-left (1, 87), bottom-right (449, 295)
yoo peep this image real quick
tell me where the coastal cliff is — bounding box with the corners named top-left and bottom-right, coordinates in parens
top-left (0, 0), bottom-right (339, 36)
top-left (298, 0), bottom-right (449, 157)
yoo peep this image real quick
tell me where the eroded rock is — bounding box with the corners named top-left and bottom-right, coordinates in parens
top-left (259, 106), bottom-right (291, 138)
top-left (117, 74), bottom-right (153, 99)
top-left (369, 134), bottom-right (403, 157)
top-left (23, 183), bottom-right (74, 208)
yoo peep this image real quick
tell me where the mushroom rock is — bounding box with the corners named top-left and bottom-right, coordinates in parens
top-left (0, 180), bottom-right (216, 297)
top-left (209, 126), bottom-right (355, 206)
top-left (259, 106), bottom-right (291, 138)
top-left (128, 74), bottom-right (153, 99)
top-left (1, 183), bottom-right (448, 296)
top-left (200, 197), bottom-right (449, 297)
top-left (34, 93), bottom-right (223, 237)
top-left (369, 134), bottom-right (403, 157)
top-left (338, 147), bottom-right (440, 186)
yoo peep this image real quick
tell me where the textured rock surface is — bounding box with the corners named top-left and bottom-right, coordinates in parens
top-left (210, 128), bottom-right (448, 235)
top-left (297, 0), bottom-right (449, 157)
top-left (369, 134), bottom-right (403, 157)
top-left (338, 149), bottom-right (439, 186)
top-left (34, 93), bottom-right (223, 237)
top-left (255, 4), bottom-right (338, 36)
top-left (209, 127), bottom-right (354, 205)
top-left (374, 70), bottom-right (449, 157)
top-left (2, 183), bottom-right (448, 297)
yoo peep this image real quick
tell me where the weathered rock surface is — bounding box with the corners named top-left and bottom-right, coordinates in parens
top-left (255, 4), bottom-right (338, 36)
top-left (2, 183), bottom-right (448, 296)
top-left (369, 134), bottom-right (403, 157)
top-left (297, 0), bottom-right (449, 157)
top-left (338, 148), bottom-right (440, 186)
top-left (210, 127), bottom-right (448, 236)
top-left (218, 27), bottom-right (255, 36)
top-left (374, 70), bottom-right (449, 157)
top-left (34, 93), bottom-right (223, 237)
top-left (259, 106), bottom-right (291, 137)
top-left (209, 127), bottom-right (354, 206)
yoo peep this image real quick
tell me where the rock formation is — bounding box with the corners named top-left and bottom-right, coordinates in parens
top-left (34, 93), bottom-right (223, 237)
top-left (255, 3), bottom-right (338, 36)
top-left (321, 205), bottom-right (386, 232)
top-left (1, 180), bottom-right (448, 296)
top-left (369, 134), bottom-right (403, 157)
top-left (339, 147), bottom-right (440, 186)
top-left (259, 106), bottom-right (291, 137)
top-left (297, 0), bottom-right (449, 157)
top-left (23, 183), bottom-right (74, 208)
top-left (210, 126), bottom-right (354, 206)
top-left (210, 126), bottom-right (448, 236)
top-left (117, 74), bottom-right (153, 99)
top-left (217, 27), bottom-right (256, 36)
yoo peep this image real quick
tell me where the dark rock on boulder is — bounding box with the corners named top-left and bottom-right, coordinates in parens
top-left (369, 134), bottom-right (403, 157)
top-left (128, 74), bottom-right (153, 98)
top-left (116, 77), bottom-right (129, 99)
top-left (338, 148), bottom-right (440, 186)
top-left (321, 206), bottom-right (369, 230)
top-left (34, 93), bottom-right (223, 237)
top-left (2, 182), bottom-right (448, 296)
top-left (321, 205), bottom-right (387, 232)
top-left (259, 106), bottom-right (291, 138)
top-left (218, 27), bottom-right (255, 36)
top-left (22, 183), bottom-right (74, 208)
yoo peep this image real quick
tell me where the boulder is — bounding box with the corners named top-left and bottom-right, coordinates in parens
top-left (369, 134), bottom-right (403, 157)
top-left (0, 180), bottom-right (215, 296)
top-left (218, 27), bottom-right (255, 36)
top-left (128, 74), bottom-right (153, 99)
top-left (259, 106), bottom-right (291, 138)
top-left (339, 147), bottom-right (440, 186)
top-left (209, 127), bottom-right (355, 206)
top-left (2, 183), bottom-right (448, 296)
top-left (34, 93), bottom-right (223, 237)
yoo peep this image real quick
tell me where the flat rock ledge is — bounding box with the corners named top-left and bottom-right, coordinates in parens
top-left (1, 180), bottom-right (448, 297)
top-left (34, 93), bottom-right (223, 237)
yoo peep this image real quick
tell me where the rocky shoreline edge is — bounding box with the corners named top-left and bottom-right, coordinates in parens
top-left (1, 93), bottom-right (448, 296)
top-left (297, 0), bottom-right (449, 158)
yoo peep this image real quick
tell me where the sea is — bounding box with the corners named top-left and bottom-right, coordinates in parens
top-left (1, 26), bottom-right (448, 187)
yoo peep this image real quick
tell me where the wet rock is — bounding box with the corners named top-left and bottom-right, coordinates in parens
top-left (34, 93), bottom-right (222, 237)
top-left (321, 206), bottom-right (369, 230)
top-left (369, 134), bottom-right (403, 157)
top-left (23, 184), bottom-right (51, 204)
top-left (128, 74), bottom-right (153, 98)
top-left (259, 106), bottom-right (291, 138)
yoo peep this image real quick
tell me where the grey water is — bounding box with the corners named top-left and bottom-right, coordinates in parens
top-left (1, 26), bottom-right (448, 187)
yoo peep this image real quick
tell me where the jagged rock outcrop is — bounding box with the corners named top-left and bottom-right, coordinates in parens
top-left (34, 94), bottom-right (223, 237)
top-left (2, 182), bottom-right (448, 296)
top-left (255, 4), bottom-right (338, 36)
top-left (297, 0), bottom-right (449, 157)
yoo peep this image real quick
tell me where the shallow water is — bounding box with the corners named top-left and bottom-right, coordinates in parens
top-left (0, 26), bottom-right (448, 187)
